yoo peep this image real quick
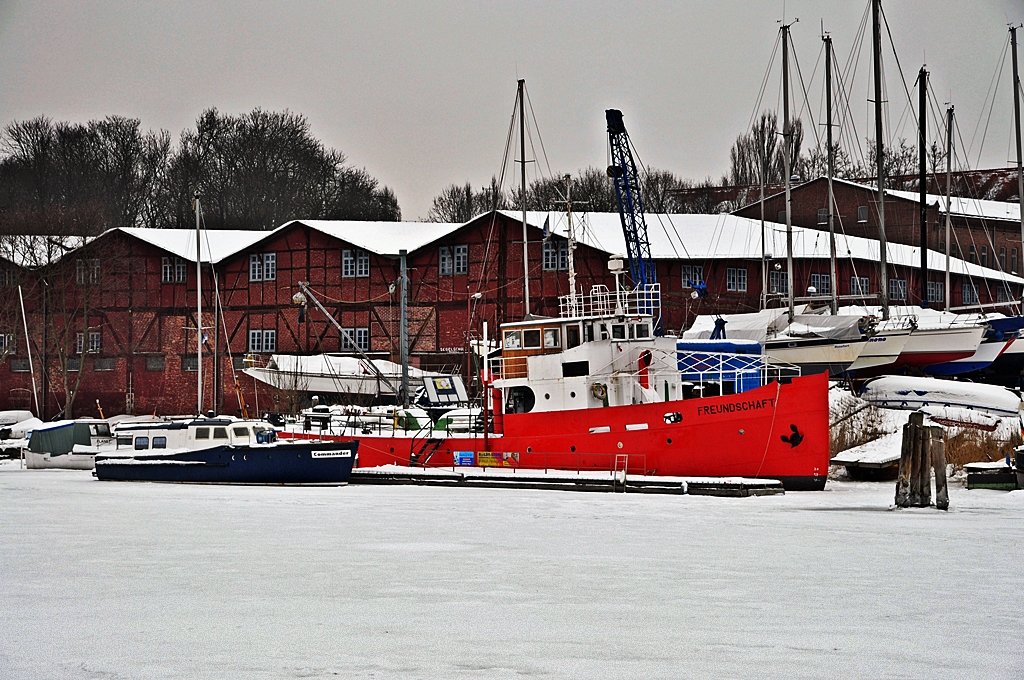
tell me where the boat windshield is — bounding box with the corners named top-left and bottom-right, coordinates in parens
top-left (253, 426), bottom-right (277, 444)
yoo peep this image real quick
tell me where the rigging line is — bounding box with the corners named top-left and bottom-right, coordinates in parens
top-left (880, 3), bottom-right (918, 146)
top-left (748, 30), bottom-right (784, 131)
top-left (524, 85), bottom-right (556, 182)
top-left (966, 38), bottom-right (1008, 167)
top-left (791, 40), bottom-right (824, 149)
top-left (629, 142), bottom-right (688, 260)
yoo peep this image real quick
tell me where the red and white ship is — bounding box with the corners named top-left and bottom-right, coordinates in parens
top-left (291, 284), bottom-right (831, 490)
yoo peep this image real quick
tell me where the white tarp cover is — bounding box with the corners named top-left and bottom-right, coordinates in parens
top-left (265, 354), bottom-right (438, 379)
top-left (682, 309), bottom-right (789, 344)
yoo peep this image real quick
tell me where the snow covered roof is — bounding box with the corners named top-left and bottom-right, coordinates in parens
top-left (884, 187), bottom-right (1021, 223)
top-left (748, 176), bottom-right (1021, 223)
top-left (283, 220), bottom-right (463, 256)
top-left (116, 227), bottom-right (269, 264)
top-left (499, 210), bottom-right (1024, 285)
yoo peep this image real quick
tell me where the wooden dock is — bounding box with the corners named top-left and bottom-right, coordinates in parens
top-left (350, 465), bottom-right (784, 497)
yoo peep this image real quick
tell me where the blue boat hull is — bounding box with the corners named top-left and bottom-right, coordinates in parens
top-left (94, 441), bottom-right (357, 485)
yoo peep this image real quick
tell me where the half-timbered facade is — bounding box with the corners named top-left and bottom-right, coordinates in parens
top-left (4, 208), bottom-right (1022, 417)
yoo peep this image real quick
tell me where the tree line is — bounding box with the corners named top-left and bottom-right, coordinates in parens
top-left (0, 108), bottom-right (401, 235)
top-left (1, 106), bottom-right (939, 236)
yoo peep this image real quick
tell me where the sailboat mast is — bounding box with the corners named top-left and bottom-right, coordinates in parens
top-left (518, 79), bottom-right (530, 318)
top-left (945, 106), bottom-right (954, 310)
top-left (1012, 26), bottom-right (1024, 267)
top-left (564, 174), bottom-right (579, 315)
top-left (194, 192), bottom-right (203, 416)
top-left (400, 249), bottom-right (409, 408)
top-left (825, 32), bottom-right (838, 315)
top-left (918, 66), bottom-right (928, 305)
top-left (782, 23), bottom-right (794, 322)
top-left (872, 0), bottom-right (890, 320)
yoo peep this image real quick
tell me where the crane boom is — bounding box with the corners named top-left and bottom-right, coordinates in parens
top-left (605, 109), bottom-right (657, 289)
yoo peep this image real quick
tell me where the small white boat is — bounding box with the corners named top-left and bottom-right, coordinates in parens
top-left (23, 419), bottom-right (114, 469)
top-left (858, 375), bottom-right (1022, 417)
top-left (243, 354), bottom-right (446, 401)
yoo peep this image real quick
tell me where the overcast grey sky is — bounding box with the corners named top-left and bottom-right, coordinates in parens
top-left (1, 0), bottom-right (1021, 220)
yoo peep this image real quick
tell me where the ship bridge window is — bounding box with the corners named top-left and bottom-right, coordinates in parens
top-left (213, 427), bottom-right (229, 440)
top-left (134, 436), bottom-right (149, 450)
top-left (195, 428), bottom-right (210, 440)
top-left (630, 323), bottom-right (651, 340)
top-left (566, 324), bottom-right (581, 348)
top-left (523, 329), bottom-right (541, 349)
top-left (91, 423), bottom-right (111, 437)
top-left (232, 427), bottom-right (251, 441)
top-left (543, 328), bottom-right (560, 349)
top-left (596, 323), bottom-right (609, 340)
top-left (562, 360), bottom-right (590, 378)
top-left (503, 330), bottom-right (522, 349)
top-left (611, 324), bottom-right (627, 341)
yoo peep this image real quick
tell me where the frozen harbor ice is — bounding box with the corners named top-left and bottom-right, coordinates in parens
top-left (1, 461), bottom-right (1022, 679)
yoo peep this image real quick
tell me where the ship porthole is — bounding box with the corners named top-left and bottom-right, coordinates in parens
top-left (570, 391), bottom-right (576, 399)
top-left (570, 445), bottom-right (576, 453)
top-left (527, 446), bottom-right (533, 453)
top-left (739, 429), bottom-right (745, 435)
top-left (389, 447), bottom-right (395, 454)
top-left (243, 455), bottom-right (247, 461)
top-left (544, 393), bottom-right (550, 400)
top-left (231, 455), bottom-right (235, 461)
top-left (617, 442), bottom-right (623, 449)
top-left (666, 438), bottom-right (672, 445)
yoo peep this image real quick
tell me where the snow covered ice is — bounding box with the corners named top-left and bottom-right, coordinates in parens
top-left (1, 462), bottom-right (1022, 679)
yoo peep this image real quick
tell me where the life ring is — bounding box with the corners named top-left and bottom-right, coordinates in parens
top-left (592, 382), bottom-right (608, 400)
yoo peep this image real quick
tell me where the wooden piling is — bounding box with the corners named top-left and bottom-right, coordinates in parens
top-left (901, 411), bottom-right (925, 507)
top-left (931, 430), bottom-right (949, 511)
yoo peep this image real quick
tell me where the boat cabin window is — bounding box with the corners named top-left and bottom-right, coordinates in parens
top-left (213, 427), bottom-right (229, 440)
top-left (134, 436), bottom-right (149, 450)
top-left (90, 423), bottom-right (111, 437)
top-left (232, 426), bottom-right (251, 441)
top-left (630, 322), bottom-right (652, 340)
top-left (254, 427), bottom-right (276, 444)
top-left (543, 328), bottom-right (560, 349)
top-left (522, 329), bottom-right (541, 349)
top-left (595, 323), bottom-right (609, 340)
top-left (503, 330), bottom-right (522, 349)
top-left (566, 324), bottom-right (581, 349)
top-left (611, 323), bottom-right (627, 341)
top-left (195, 427), bottom-right (210, 440)
top-left (153, 436), bottom-right (167, 449)
top-left (117, 435), bottom-right (132, 448)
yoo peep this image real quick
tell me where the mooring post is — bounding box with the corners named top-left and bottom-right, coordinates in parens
top-left (906, 411), bottom-right (926, 507)
top-left (931, 427), bottom-right (949, 511)
top-left (917, 425), bottom-right (938, 508)
top-left (895, 412), bottom-right (919, 507)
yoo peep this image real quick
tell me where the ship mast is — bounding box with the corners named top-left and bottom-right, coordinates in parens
top-left (564, 174), bottom-right (580, 317)
top-left (944, 106), bottom-right (954, 310)
top-left (782, 21), bottom-right (795, 322)
top-left (918, 66), bottom-right (928, 306)
top-left (872, 0), bottom-right (890, 319)
top-left (1012, 26), bottom-right (1024, 273)
top-left (194, 191), bottom-right (203, 415)
top-left (824, 30), bottom-right (838, 315)
top-left (518, 79), bottom-right (530, 318)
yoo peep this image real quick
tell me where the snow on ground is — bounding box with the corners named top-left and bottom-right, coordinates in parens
top-left (1, 461), bottom-right (1022, 680)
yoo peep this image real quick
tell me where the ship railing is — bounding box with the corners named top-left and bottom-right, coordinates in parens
top-left (675, 349), bottom-right (801, 392)
top-left (558, 283), bottom-right (661, 319)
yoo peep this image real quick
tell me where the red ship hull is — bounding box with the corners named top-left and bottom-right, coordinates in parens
top-left (293, 372), bottom-right (830, 490)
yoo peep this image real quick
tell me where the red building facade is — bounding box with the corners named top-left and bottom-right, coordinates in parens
top-left (2, 209), bottom-right (1020, 418)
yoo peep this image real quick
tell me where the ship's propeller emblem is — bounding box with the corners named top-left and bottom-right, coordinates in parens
top-left (781, 424), bottom-right (804, 448)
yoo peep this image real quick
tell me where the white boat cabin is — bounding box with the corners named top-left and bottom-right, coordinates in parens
top-left (115, 418), bottom-right (279, 452)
